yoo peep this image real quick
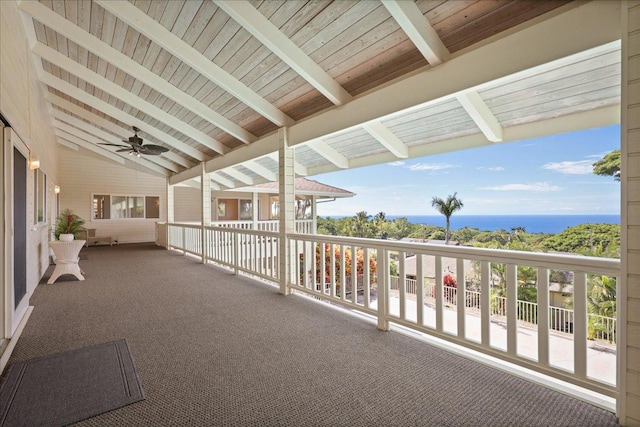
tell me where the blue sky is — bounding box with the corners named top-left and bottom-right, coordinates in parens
top-left (314, 125), bottom-right (621, 217)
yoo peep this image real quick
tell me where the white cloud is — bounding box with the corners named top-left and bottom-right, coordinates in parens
top-left (407, 163), bottom-right (457, 171)
top-left (478, 182), bottom-right (562, 192)
top-left (477, 166), bottom-right (505, 172)
top-left (388, 161), bottom-right (405, 166)
top-left (542, 160), bottom-right (593, 175)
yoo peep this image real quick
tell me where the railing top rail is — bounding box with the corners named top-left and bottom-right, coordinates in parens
top-left (288, 233), bottom-right (620, 275)
top-left (204, 225), bottom-right (279, 238)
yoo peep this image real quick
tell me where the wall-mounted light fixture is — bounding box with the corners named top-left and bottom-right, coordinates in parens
top-left (29, 153), bottom-right (40, 170)
top-left (54, 185), bottom-right (61, 194)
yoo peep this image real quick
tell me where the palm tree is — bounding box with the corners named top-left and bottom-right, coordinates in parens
top-left (351, 211), bottom-right (371, 237)
top-left (431, 193), bottom-right (464, 244)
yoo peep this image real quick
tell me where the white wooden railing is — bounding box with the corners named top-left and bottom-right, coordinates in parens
top-left (162, 223), bottom-right (620, 399)
top-left (211, 219), bottom-right (314, 234)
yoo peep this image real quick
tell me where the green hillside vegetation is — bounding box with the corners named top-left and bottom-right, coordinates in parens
top-left (316, 212), bottom-right (620, 258)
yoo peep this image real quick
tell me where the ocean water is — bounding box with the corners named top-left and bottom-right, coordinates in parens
top-left (383, 215), bottom-right (620, 234)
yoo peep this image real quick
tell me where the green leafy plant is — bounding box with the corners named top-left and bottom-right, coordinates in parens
top-left (55, 209), bottom-right (85, 240)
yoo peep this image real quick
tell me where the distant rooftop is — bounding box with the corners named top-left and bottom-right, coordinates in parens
top-left (234, 178), bottom-right (355, 199)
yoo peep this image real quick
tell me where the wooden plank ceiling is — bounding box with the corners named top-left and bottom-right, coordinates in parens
top-left (16, 0), bottom-right (620, 186)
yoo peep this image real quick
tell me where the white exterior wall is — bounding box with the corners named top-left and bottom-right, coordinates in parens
top-left (624, 2), bottom-right (640, 425)
top-left (1, 0), bottom-right (59, 335)
top-left (58, 147), bottom-right (166, 243)
top-left (174, 187), bottom-right (202, 223)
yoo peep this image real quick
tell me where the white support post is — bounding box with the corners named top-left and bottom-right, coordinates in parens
top-left (311, 195), bottom-right (317, 234)
top-left (166, 180), bottom-right (174, 249)
top-left (252, 192), bottom-right (258, 229)
top-left (537, 268), bottom-right (550, 366)
top-left (278, 127), bottom-right (295, 295)
top-left (201, 162), bottom-right (210, 264)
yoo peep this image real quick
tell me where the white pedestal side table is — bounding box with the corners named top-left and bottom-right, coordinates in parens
top-left (48, 240), bottom-right (86, 284)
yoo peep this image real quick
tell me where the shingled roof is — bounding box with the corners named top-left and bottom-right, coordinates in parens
top-left (233, 178), bottom-right (355, 199)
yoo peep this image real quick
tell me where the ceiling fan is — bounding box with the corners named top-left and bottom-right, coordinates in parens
top-left (99, 126), bottom-right (169, 157)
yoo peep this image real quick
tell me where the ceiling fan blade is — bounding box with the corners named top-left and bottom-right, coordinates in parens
top-left (99, 142), bottom-right (129, 148)
top-left (142, 144), bottom-right (169, 153)
top-left (116, 148), bottom-right (132, 153)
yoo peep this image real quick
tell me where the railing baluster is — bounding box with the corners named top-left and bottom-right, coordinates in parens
top-left (480, 261), bottom-right (490, 347)
top-left (506, 264), bottom-right (517, 355)
top-left (435, 256), bottom-right (443, 333)
top-left (340, 245), bottom-right (346, 302)
top-left (378, 248), bottom-right (389, 331)
top-left (399, 251), bottom-right (406, 320)
top-left (364, 248), bottom-right (371, 308)
top-left (538, 268), bottom-right (550, 365)
top-left (574, 271), bottom-right (588, 378)
top-left (416, 254), bottom-right (424, 326)
top-left (330, 243), bottom-right (336, 298)
top-left (352, 245), bottom-right (358, 305)
top-left (457, 258), bottom-right (466, 339)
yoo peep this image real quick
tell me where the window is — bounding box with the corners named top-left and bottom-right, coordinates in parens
top-left (239, 199), bottom-right (252, 220)
top-left (34, 169), bottom-right (46, 224)
top-left (92, 194), bottom-right (159, 219)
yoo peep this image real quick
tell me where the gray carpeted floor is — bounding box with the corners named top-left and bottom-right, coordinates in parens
top-left (6, 243), bottom-right (619, 426)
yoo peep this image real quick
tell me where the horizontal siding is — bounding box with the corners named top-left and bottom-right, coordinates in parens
top-left (59, 147), bottom-right (166, 244)
top-left (627, 2), bottom-right (640, 426)
top-left (174, 187), bottom-right (201, 222)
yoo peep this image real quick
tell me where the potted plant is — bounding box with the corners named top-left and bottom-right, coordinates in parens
top-left (55, 209), bottom-right (85, 241)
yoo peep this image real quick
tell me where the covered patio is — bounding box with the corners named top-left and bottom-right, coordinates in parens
top-left (11, 243), bottom-right (617, 426)
top-left (1, 0), bottom-right (638, 424)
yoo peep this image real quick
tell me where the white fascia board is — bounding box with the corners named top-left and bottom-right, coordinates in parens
top-left (46, 93), bottom-right (195, 169)
top-left (38, 72), bottom-right (207, 162)
top-left (51, 109), bottom-right (180, 173)
top-left (307, 140), bottom-right (350, 168)
top-left (286, 1), bottom-right (621, 147)
top-left (381, 0), bottom-right (450, 65)
top-left (95, 0), bottom-right (294, 127)
top-left (18, 0), bottom-right (255, 145)
top-left (455, 91), bottom-right (503, 142)
top-left (214, 0), bottom-right (352, 106)
top-left (32, 42), bottom-right (228, 155)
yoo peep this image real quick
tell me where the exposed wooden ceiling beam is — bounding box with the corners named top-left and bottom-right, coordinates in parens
top-left (210, 172), bottom-right (234, 188)
top-left (266, 152), bottom-right (308, 176)
top-left (38, 72), bottom-right (207, 162)
top-left (361, 122), bottom-right (408, 158)
top-left (307, 105), bottom-right (620, 176)
top-left (96, 0), bottom-right (294, 127)
top-left (17, 0), bottom-right (256, 145)
top-left (244, 160), bottom-right (277, 182)
top-left (213, 0), bottom-right (352, 106)
top-left (285, 1), bottom-right (620, 148)
top-left (55, 130), bottom-right (125, 165)
top-left (222, 167), bottom-right (254, 185)
top-left (46, 93), bottom-right (194, 169)
top-left (381, 0), bottom-right (450, 65)
top-left (51, 109), bottom-right (180, 173)
top-left (32, 42), bottom-right (229, 155)
top-left (455, 90), bottom-right (503, 142)
top-left (52, 120), bottom-right (171, 176)
top-left (307, 140), bottom-right (350, 169)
